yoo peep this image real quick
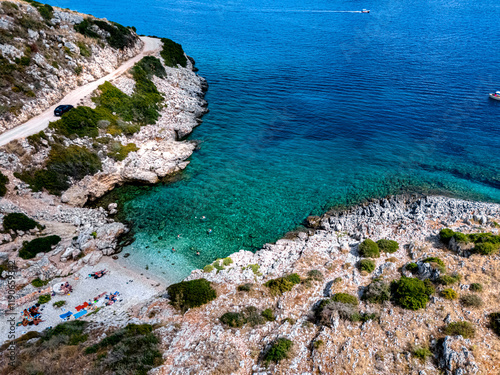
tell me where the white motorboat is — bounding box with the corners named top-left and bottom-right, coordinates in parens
top-left (489, 91), bottom-right (500, 101)
top-left (361, 9), bottom-right (370, 13)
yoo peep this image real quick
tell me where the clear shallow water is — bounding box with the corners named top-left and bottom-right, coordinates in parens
top-left (51, 0), bottom-right (500, 282)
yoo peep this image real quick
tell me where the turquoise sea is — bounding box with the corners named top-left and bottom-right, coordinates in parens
top-left (50, 0), bottom-right (500, 282)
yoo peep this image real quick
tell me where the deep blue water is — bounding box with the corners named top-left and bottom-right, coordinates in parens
top-left (50, 0), bottom-right (500, 282)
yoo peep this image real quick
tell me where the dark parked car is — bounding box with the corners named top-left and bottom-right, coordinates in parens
top-left (54, 104), bottom-right (74, 116)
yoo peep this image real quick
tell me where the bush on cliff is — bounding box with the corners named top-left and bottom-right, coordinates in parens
top-left (42, 321), bottom-right (88, 346)
top-left (263, 338), bottom-right (293, 365)
top-left (49, 106), bottom-right (107, 138)
top-left (19, 235), bottom-right (61, 259)
top-left (16, 145), bottom-right (102, 195)
top-left (422, 257), bottom-right (446, 273)
top-left (377, 239), bottom-right (399, 253)
top-left (167, 278), bottom-right (216, 312)
top-left (264, 274), bottom-right (301, 295)
top-left (490, 312), bottom-right (500, 336)
top-left (391, 277), bottom-right (433, 310)
top-left (358, 239), bottom-right (380, 258)
top-left (107, 142), bottom-right (139, 161)
top-left (440, 288), bottom-right (458, 300)
top-left (439, 228), bottom-right (500, 255)
top-left (134, 56), bottom-right (166, 78)
top-left (444, 321), bottom-right (475, 339)
top-left (363, 279), bottom-right (390, 304)
top-left (359, 259), bottom-right (375, 273)
top-left (3, 212), bottom-right (39, 232)
top-left (74, 18), bottom-right (135, 49)
top-left (160, 38), bottom-right (187, 68)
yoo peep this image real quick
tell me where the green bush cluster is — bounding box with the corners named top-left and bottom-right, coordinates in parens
top-left (358, 239), bottom-right (380, 258)
top-left (0, 171), bottom-right (8, 197)
top-left (439, 228), bottom-right (500, 255)
top-left (377, 239), bottom-right (399, 253)
top-left (24, 0), bottom-right (53, 20)
top-left (460, 294), bottom-right (483, 308)
top-left (107, 142), bottom-right (138, 161)
top-left (330, 293), bottom-right (359, 305)
top-left (203, 264), bottom-right (214, 273)
top-left (391, 277), bottom-right (434, 310)
top-left (306, 269), bottom-right (323, 281)
top-left (53, 300), bottom-right (66, 308)
top-left (16, 145), bottom-right (102, 195)
top-left (42, 321), bottom-right (88, 346)
top-left (19, 235), bottom-right (61, 259)
top-left (31, 278), bottom-right (49, 287)
top-left (37, 294), bottom-right (51, 304)
top-left (134, 56), bottom-right (166, 78)
top-left (3, 212), bottom-right (39, 232)
top-left (167, 278), bottom-right (216, 312)
top-left (470, 283), bottom-right (483, 292)
top-left (74, 18), bottom-right (135, 49)
top-left (49, 106), bottom-right (112, 138)
top-left (160, 38), bottom-right (187, 68)
top-left (440, 288), bottom-right (458, 300)
top-left (77, 41), bottom-right (91, 57)
top-left (84, 324), bottom-right (163, 373)
top-left (219, 306), bottom-right (269, 328)
top-left (406, 262), bottom-right (418, 273)
top-left (263, 338), bottom-right (293, 365)
top-left (437, 272), bottom-right (461, 285)
top-left (264, 273), bottom-right (301, 295)
top-left (359, 259), bottom-right (376, 273)
top-left (261, 308), bottom-right (275, 321)
top-left (363, 279), bottom-right (390, 304)
top-left (413, 346), bottom-right (433, 362)
top-left (444, 321), bottom-right (475, 339)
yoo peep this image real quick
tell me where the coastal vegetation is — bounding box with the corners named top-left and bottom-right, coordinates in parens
top-left (490, 313), bottom-right (500, 336)
top-left (377, 239), bottom-right (399, 253)
top-left (0, 171), bottom-right (8, 197)
top-left (160, 38), bottom-right (187, 68)
top-left (74, 18), bottom-right (135, 49)
top-left (264, 273), bottom-right (301, 295)
top-left (219, 306), bottom-right (276, 328)
top-left (358, 239), bottom-right (380, 258)
top-left (262, 338), bottom-right (293, 365)
top-left (2, 212), bottom-right (39, 232)
top-left (391, 277), bottom-right (434, 310)
top-left (443, 321), bottom-right (476, 339)
top-left (470, 283), bottom-right (483, 292)
top-left (439, 228), bottom-right (500, 255)
top-left (460, 294), bottom-right (483, 308)
top-left (362, 279), bottom-right (391, 304)
top-left (31, 277), bottom-right (49, 287)
top-left (440, 288), bottom-right (458, 300)
top-left (359, 259), bottom-right (375, 273)
top-left (167, 278), bottom-right (217, 312)
top-left (19, 235), bottom-right (61, 259)
top-left (37, 294), bottom-right (51, 304)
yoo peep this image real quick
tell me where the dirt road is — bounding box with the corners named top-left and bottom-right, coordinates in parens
top-left (0, 37), bottom-right (162, 147)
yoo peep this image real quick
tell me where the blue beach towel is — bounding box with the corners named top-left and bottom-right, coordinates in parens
top-left (73, 309), bottom-right (87, 319)
top-left (59, 311), bottom-right (72, 319)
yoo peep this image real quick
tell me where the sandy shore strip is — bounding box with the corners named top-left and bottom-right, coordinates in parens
top-left (0, 258), bottom-right (165, 345)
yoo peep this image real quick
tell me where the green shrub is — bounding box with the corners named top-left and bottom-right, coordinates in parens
top-left (49, 106), bottom-right (103, 137)
top-left (460, 294), bottom-right (483, 308)
top-left (17, 145), bottom-right (102, 195)
top-left (330, 293), bottom-right (359, 306)
top-left (261, 308), bottom-right (275, 321)
top-left (424, 279), bottom-right (436, 296)
top-left (406, 262), bottom-right (418, 273)
top-left (107, 142), bottom-right (139, 161)
top-left (38, 294), bottom-right (51, 304)
top-left (134, 55), bottom-right (166, 78)
top-left (263, 338), bottom-right (293, 365)
top-left (440, 288), bottom-right (458, 300)
top-left (84, 323), bottom-right (162, 373)
top-left (490, 312), bottom-right (500, 336)
top-left (203, 264), bottom-right (214, 273)
top-left (313, 340), bottom-right (324, 349)
top-left (31, 278), bottom-right (49, 287)
top-left (220, 312), bottom-right (246, 328)
top-left (19, 235), bottom-right (61, 259)
top-left (475, 242), bottom-right (500, 255)
top-left (413, 346), bottom-right (433, 362)
top-left (439, 228), bottom-right (455, 244)
top-left (43, 321), bottom-right (88, 346)
top-left (244, 306), bottom-right (266, 327)
top-left (469, 283), bottom-right (483, 292)
top-left (363, 279), bottom-right (390, 304)
top-left (359, 259), bottom-right (375, 273)
top-left (358, 239), bottom-right (380, 258)
top-left (247, 264), bottom-right (262, 276)
top-left (237, 283), bottom-right (253, 292)
top-left (3, 212), bottom-right (38, 232)
top-left (264, 274), bottom-right (301, 295)
top-left (444, 321), bottom-right (475, 339)
top-left (75, 19), bottom-right (135, 49)
top-left (167, 278), bottom-right (216, 312)
top-left (53, 300), bottom-right (66, 308)
top-left (438, 273), bottom-right (461, 285)
top-left (160, 38), bottom-right (187, 67)
top-left (377, 239), bottom-right (399, 253)
top-left (0, 171), bottom-right (8, 197)
top-left (222, 257), bottom-right (233, 266)
top-left (391, 277), bottom-right (432, 310)
top-left (77, 41), bottom-right (91, 57)
top-left (307, 269), bottom-right (323, 281)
